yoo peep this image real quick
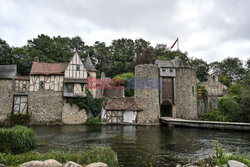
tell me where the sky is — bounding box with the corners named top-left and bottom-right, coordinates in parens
top-left (0, 0), bottom-right (249, 63)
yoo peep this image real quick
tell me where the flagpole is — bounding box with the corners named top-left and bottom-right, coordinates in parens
top-left (177, 37), bottom-right (179, 51)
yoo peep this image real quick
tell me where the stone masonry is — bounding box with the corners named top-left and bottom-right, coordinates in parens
top-left (62, 100), bottom-right (87, 124)
top-left (0, 79), bottom-right (14, 124)
top-left (135, 64), bottom-right (160, 125)
top-left (28, 91), bottom-right (63, 125)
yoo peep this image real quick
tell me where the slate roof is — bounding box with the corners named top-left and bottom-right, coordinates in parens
top-left (105, 98), bottom-right (142, 111)
top-left (155, 60), bottom-right (175, 68)
top-left (103, 87), bottom-right (124, 98)
top-left (30, 62), bottom-right (68, 75)
top-left (0, 65), bottom-right (17, 79)
top-left (83, 55), bottom-right (97, 72)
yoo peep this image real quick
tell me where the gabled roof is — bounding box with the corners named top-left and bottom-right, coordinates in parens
top-left (30, 62), bottom-right (68, 75)
top-left (0, 65), bottom-right (16, 79)
top-left (105, 98), bottom-right (142, 111)
top-left (83, 55), bottom-right (97, 72)
top-left (155, 60), bottom-right (175, 68)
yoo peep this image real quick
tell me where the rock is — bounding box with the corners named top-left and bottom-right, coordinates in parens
top-left (85, 162), bottom-right (108, 167)
top-left (44, 159), bottom-right (63, 167)
top-left (20, 159), bottom-right (63, 167)
top-left (20, 161), bottom-right (45, 167)
top-left (0, 164), bottom-right (5, 167)
top-left (175, 164), bottom-right (182, 167)
top-left (228, 160), bottom-right (247, 167)
top-left (64, 161), bottom-right (82, 167)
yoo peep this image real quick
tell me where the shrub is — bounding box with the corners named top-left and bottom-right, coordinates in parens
top-left (113, 73), bottom-right (134, 97)
top-left (0, 126), bottom-right (37, 154)
top-left (86, 117), bottom-right (101, 125)
top-left (201, 109), bottom-right (228, 122)
top-left (0, 146), bottom-right (118, 167)
top-left (8, 113), bottom-right (31, 125)
top-left (213, 141), bottom-right (250, 166)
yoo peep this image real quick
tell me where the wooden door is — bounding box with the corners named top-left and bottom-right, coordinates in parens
top-left (162, 78), bottom-right (174, 104)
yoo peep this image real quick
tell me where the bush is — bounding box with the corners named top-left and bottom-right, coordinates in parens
top-left (0, 126), bottom-right (37, 154)
top-left (0, 146), bottom-right (118, 167)
top-left (213, 141), bottom-right (250, 166)
top-left (86, 117), bottom-right (101, 125)
top-left (8, 113), bottom-right (31, 125)
top-left (113, 73), bottom-right (134, 97)
top-left (201, 109), bottom-right (228, 122)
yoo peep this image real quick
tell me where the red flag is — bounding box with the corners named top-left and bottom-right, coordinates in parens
top-left (170, 38), bottom-right (178, 49)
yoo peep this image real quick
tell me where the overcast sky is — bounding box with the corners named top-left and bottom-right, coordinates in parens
top-left (0, 0), bottom-right (249, 63)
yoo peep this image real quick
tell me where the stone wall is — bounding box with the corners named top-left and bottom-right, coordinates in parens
top-left (28, 91), bottom-right (63, 125)
top-left (135, 64), bottom-right (160, 125)
top-left (0, 79), bottom-right (13, 124)
top-left (174, 67), bottom-right (198, 119)
top-left (62, 100), bottom-right (87, 124)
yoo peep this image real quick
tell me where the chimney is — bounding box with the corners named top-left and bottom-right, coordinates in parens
top-left (34, 56), bottom-right (39, 62)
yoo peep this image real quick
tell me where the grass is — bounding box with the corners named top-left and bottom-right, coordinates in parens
top-left (0, 146), bottom-right (117, 167)
top-left (213, 141), bottom-right (250, 166)
top-left (0, 126), bottom-right (37, 154)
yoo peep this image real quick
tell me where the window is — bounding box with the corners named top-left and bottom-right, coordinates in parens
top-left (39, 81), bottom-right (45, 90)
top-left (23, 83), bottom-right (26, 89)
top-left (66, 84), bottom-right (74, 93)
top-left (192, 86), bottom-right (195, 95)
top-left (170, 69), bottom-right (173, 72)
top-left (76, 65), bottom-right (80, 71)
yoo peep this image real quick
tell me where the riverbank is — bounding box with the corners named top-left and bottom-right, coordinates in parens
top-left (160, 117), bottom-right (250, 131)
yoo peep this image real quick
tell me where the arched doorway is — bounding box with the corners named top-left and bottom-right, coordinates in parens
top-left (160, 100), bottom-right (172, 117)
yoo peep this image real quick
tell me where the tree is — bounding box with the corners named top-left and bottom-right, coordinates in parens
top-left (134, 48), bottom-right (155, 65)
top-left (0, 38), bottom-right (12, 64)
top-left (190, 58), bottom-right (209, 82)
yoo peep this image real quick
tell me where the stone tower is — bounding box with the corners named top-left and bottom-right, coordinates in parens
top-left (135, 64), bottom-right (160, 125)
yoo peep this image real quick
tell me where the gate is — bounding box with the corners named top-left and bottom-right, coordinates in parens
top-left (162, 77), bottom-right (174, 104)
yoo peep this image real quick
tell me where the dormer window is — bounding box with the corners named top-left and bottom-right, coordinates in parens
top-left (76, 65), bottom-right (80, 71)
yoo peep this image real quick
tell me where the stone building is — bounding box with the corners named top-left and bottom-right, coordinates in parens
top-left (0, 65), bottom-right (16, 124)
top-left (200, 74), bottom-right (227, 112)
top-left (154, 57), bottom-right (198, 120)
top-left (0, 53), bottom-right (97, 125)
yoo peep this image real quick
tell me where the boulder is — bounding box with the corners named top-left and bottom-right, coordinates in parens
top-left (64, 161), bottom-right (82, 167)
top-left (85, 162), bottom-right (108, 167)
top-left (228, 160), bottom-right (247, 167)
top-left (20, 159), bottom-right (63, 167)
top-left (0, 164), bottom-right (5, 167)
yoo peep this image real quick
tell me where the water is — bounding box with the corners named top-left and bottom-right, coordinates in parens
top-left (32, 125), bottom-right (250, 167)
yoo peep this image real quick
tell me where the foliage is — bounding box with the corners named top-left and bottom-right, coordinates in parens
top-left (0, 146), bottom-right (118, 167)
top-left (113, 72), bottom-right (134, 97)
top-left (86, 117), bottom-right (101, 125)
top-left (0, 126), bottom-right (37, 154)
top-left (201, 109), bottom-right (228, 122)
top-left (8, 113), bottom-right (31, 125)
top-left (190, 58), bottom-right (209, 82)
top-left (218, 74), bottom-right (231, 87)
top-left (133, 48), bottom-right (156, 66)
top-left (228, 83), bottom-right (241, 96)
top-left (64, 90), bottom-right (104, 117)
top-left (213, 141), bottom-right (250, 166)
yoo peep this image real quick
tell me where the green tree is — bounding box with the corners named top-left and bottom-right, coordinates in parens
top-left (190, 58), bottom-right (209, 82)
top-left (218, 74), bottom-right (231, 87)
top-left (0, 38), bottom-right (12, 64)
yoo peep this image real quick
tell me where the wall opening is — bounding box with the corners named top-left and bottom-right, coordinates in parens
top-left (160, 104), bottom-right (172, 117)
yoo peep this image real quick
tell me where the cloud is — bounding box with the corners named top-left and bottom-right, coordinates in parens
top-left (0, 0), bottom-right (249, 63)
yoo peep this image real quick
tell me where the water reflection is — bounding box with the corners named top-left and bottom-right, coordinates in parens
top-left (31, 125), bottom-right (250, 167)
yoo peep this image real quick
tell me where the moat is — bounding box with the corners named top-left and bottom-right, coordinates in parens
top-left (32, 125), bottom-right (250, 167)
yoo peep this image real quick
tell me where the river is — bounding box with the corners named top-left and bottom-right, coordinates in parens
top-left (32, 125), bottom-right (250, 167)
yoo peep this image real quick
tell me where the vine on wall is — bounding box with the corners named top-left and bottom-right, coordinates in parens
top-left (196, 83), bottom-right (208, 113)
top-left (64, 90), bottom-right (104, 117)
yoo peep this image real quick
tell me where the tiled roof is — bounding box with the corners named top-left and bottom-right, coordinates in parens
top-left (155, 60), bottom-right (175, 68)
top-left (0, 65), bottom-right (16, 79)
top-left (30, 62), bottom-right (68, 75)
top-left (103, 87), bottom-right (124, 98)
top-left (105, 98), bottom-right (142, 111)
top-left (84, 55), bottom-right (97, 72)
top-left (15, 76), bottom-right (30, 81)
